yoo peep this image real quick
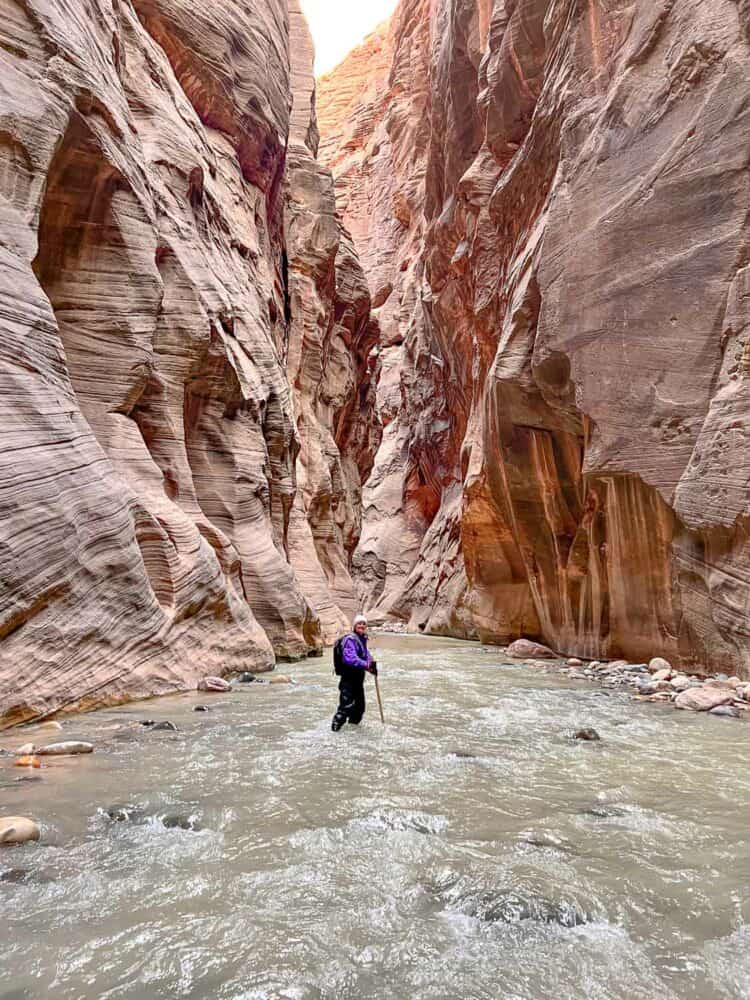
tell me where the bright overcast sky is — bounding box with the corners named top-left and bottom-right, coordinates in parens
top-left (300, 0), bottom-right (399, 75)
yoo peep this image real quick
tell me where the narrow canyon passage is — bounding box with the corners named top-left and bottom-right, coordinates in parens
top-left (3, 637), bottom-right (749, 999)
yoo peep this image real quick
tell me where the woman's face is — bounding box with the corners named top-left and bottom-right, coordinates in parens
top-left (354, 621), bottom-right (367, 636)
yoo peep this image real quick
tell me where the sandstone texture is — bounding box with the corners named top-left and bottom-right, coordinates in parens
top-left (319, 0), bottom-right (750, 676)
top-left (0, 0), bottom-right (376, 726)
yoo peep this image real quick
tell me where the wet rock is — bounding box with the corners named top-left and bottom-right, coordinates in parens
top-left (193, 705), bottom-right (210, 712)
top-left (709, 705), bottom-right (741, 719)
top-left (0, 817), bottom-right (40, 846)
top-left (735, 683), bottom-right (750, 702)
top-left (506, 639), bottom-right (557, 660)
top-left (197, 677), bottom-right (232, 693)
top-left (648, 657), bottom-right (672, 674)
top-left (14, 743), bottom-right (34, 756)
top-left (269, 674), bottom-right (294, 685)
top-left (461, 890), bottom-right (588, 927)
top-left (149, 722), bottom-right (177, 732)
top-left (139, 720), bottom-right (156, 727)
top-left (237, 672), bottom-right (257, 683)
top-left (622, 663), bottom-right (649, 673)
top-left (567, 658), bottom-right (583, 667)
top-left (0, 866), bottom-right (56, 885)
top-left (580, 805), bottom-right (628, 819)
top-left (36, 741), bottom-right (93, 756)
top-left (651, 668), bottom-right (672, 682)
top-left (104, 804), bottom-right (144, 822)
top-left (13, 755), bottom-right (41, 768)
top-left (636, 679), bottom-right (672, 695)
top-left (675, 687), bottom-right (734, 712)
top-left (572, 728), bottom-right (600, 742)
top-left (160, 813), bottom-right (202, 832)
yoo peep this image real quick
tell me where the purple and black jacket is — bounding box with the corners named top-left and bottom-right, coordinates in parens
top-left (341, 632), bottom-right (373, 671)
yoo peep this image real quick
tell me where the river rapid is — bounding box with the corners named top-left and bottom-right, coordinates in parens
top-left (2, 634), bottom-right (749, 1000)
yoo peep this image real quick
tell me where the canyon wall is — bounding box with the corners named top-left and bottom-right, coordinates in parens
top-left (0, 0), bottom-right (376, 726)
top-left (319, 0), bottom-right (750, 676)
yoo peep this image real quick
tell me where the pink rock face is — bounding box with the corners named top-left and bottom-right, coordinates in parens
top-left (319, 0), bottom-right (750, 677)
top-left (674, 687), bottom-right (735, 712)
top-left (0, 0), bottom-right (375, 725)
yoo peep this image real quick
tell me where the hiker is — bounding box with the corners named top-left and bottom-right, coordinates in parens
top-left (331, 614), bottom-right (378, 731)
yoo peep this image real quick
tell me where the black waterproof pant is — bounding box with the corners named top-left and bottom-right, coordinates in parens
top-left (332, 668), bottom-right (366, 729)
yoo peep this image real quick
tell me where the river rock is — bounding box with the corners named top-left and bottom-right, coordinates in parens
top-left (148, 722), bottom-right (177, 732)
top-left (193, 705), bottom-right (210, 713)
top-left (0, 817), bottom-right (40, 846)
top-left (709, 705), bottom-right (741, 719)
top-left (506, 640), bottom-right (557, 660)
top-left (105, 804), bottom-right (144, 822)
top-left (237, 672), bottom-right (257, 683)
top-left (14, 756), bottom-right (40, 768)
top-left (637, 679), bottom-right (672, 695)
top-left (651, 668), bottom-right (672, 682)
top-left (648, 657), bottom-right (672, 674)
top-left (674, 687), bottom-right (735, 712)
top-left (572, 728), bottom-right (601, 741)
top-left (160, 814), bottom-right (202, 832)
top-left (735, 684), bottom-right (750, 702)
top-left (567, 658), bottom-right (583, 667)
top-left (670, 675), bottom-right (692, 691)
top-left (36, 742), bottom-right (94, 756)
top-left (269, 674), bottom-right (293, 685)
top-left (197, 677), bottom-right (232, 693)
top-left (14, 744), bottom-right (34, 756)
top-left (33, 721), bottom-right (63, 732)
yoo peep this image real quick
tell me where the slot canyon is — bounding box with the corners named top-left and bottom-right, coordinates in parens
top-left (2, 0), bottom-right (750, 725)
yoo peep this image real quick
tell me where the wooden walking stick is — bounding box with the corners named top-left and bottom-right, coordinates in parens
top-left (374, 673), bottom-right (385, 724)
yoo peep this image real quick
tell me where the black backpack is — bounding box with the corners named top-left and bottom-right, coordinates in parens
top-left (333, 633), bottom-right (360, 675)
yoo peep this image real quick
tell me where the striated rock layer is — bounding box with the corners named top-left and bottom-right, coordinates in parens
top-left (0, 0), bottom-right (376, 726)
top-left (319, 0), bottom-right (750, 676)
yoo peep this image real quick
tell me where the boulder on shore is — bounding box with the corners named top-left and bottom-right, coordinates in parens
top-left (507, 639), bottom-right (557, 660)
top-left (648, 657), bottom-right (672, 673)
top-left (674, 687), bottom-right (734, 712)
top-left (197, 677), bottom-right (232, 693)
top-left (0, 817), bottom-right (40, 846)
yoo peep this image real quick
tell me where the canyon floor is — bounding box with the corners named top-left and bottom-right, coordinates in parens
top-left (2, 635), bottom-right (749, 1000)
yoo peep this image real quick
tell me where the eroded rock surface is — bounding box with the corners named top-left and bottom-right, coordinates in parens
top-left (0, 0), bottom-right (375, 725)
top-left (319, 0), bottom-right (750, 676)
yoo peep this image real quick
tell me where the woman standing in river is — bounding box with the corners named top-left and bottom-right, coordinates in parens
top-left (331, 614), bottom-right (378, 731)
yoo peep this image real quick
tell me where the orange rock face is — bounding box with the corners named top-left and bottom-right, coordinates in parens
top-left (0, 0), bottom-right (376, 724)
top-left (319, 0), bottom-right (750, 676)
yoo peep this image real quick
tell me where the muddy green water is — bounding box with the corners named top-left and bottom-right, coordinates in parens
top-left (1, 635), bottom-right (749, 1000)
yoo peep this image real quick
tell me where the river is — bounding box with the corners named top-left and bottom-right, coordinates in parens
top-left (2, 635), bottom-right (749, 999)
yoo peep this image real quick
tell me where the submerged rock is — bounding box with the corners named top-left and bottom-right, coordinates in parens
top-left (160, 813), bottom-right (202, 832)
top-left (193, 705), bottom-right (210, 713)
top-left (269, 675), bottom-right (293, 685)
top-left (0, 817), bottom-right (40, 846)
top-left (149, 722), bottom-right (177, 732)
top-left (237, 672), bottom-right (257, 683)
top-left (572, 728), bottom-right (600, 742)
top-left (104, 804), bottom-right (144, 822)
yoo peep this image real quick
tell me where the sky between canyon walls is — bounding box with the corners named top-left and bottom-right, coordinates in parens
top-left (300, 0), bottom-right (398, 74)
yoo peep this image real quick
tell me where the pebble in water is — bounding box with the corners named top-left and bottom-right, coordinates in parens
top-left (572, 728), bottom-right (601, 742)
